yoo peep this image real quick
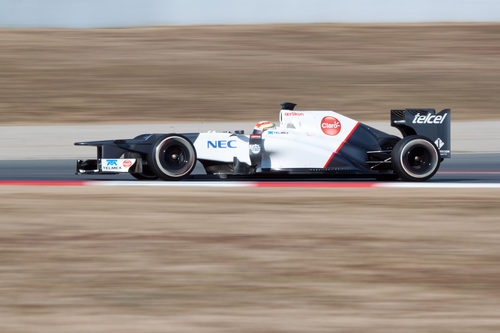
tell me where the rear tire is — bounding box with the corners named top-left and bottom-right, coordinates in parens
top-left (391, 135), bottom-right (440, 182)
top-left (148, 135), bottom-right (197, 181)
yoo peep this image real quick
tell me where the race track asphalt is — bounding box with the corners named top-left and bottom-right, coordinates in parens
top-left (0, 153), bottom-right (499, 183)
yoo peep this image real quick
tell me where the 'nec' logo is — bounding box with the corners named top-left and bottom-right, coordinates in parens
top-left (207, 140), bottom-right (237, 148)
top-left (106, 160), bottom-right (118, 166)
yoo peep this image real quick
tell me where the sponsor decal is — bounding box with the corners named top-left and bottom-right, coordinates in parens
top-left (321, 116), bottom-right (342, 136)
top-left (267, 131), bottom-right (288, 135)
top-left (434, 138), bottom-right (445, 149)
top-left (207, 140), bottom-right (237, 149)
top-left (101, 159), bottom-right (136, 172)
top-left (250, 144), bottom-right (261, 154)
top-left (284, 112), bottom-right (304, 116)
top-left (250, 134), bottom-right (261, 139)
top-left (412, 113), bottom-right (448, 124)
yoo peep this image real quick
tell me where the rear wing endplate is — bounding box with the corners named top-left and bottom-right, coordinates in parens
top-left (391, 108), bottom-right (451, 158)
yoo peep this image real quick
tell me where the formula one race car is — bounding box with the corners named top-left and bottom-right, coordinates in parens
top-left (75, 103), bottom-right (450, 182)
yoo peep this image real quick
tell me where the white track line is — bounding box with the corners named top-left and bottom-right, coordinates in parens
top-left (88, 181), bottom-right (500, 188)
top-left (377, 182), bottom-right (500, 189)
top-left (1, 180), bottom-right (500, 188)
top-left (88, 181), bottom-right (255, 187)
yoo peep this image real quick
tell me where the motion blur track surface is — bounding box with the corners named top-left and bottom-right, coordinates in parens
top-left (0, 153), bottom-right (499, 185)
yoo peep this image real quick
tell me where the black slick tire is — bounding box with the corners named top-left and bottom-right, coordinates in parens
top-left (148, 135), bottom-right (197, 181)
top-left (391, 135), bottom-right (440, 182)
top-left (375, 173), bottom-right (400, 181)
top-left (124, 152), bottom-right (158, 180)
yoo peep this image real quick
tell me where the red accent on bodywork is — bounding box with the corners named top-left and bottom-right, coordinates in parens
top-left (323, 122), bottom-right (360, 168)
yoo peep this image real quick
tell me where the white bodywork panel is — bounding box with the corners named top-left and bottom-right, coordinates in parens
top-left (194, 132), bottom-right (251, 164)
top-left (193, 110), bottom-right (359, 169)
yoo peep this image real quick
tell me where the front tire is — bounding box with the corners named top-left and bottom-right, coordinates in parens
top-left (148, 135), bottom-right (197, 181)
top-left (124, 152), bottom-right (158, 180)
top-left (375, 173), bottom-right (400, 181)
top-left (391, 135), bottom-right (440, 182)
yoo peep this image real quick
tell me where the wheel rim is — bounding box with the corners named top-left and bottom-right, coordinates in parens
top-left (161, 143), bottom-right (190, 172)
top-left (155, 137), bottom-right (195, 177)
top-left (400, 140), bottom-right (438, 179)
top-left (406, 146), bottom-right (431, 172)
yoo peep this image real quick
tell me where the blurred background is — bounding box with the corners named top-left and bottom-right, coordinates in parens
top-left (0, 0), bottom-right (499, 124)
top-left (1, 1), bottom-right (500, 332)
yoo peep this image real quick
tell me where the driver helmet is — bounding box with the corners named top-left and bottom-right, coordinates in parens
top-left (253, 121), bottom-right (276, 134)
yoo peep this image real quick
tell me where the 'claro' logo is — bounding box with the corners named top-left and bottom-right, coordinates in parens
top-left (321, 116), bottom-right (341, 136)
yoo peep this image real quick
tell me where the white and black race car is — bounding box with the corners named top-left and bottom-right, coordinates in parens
top-left (75, 103), bottom-right (450, 182)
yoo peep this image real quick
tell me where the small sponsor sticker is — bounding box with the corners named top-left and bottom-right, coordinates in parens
top-left (434, 138), bottom-right (445, 149)
top-left (284, 112), bottom-right (304, 116)
top-left (321, 116), bottom-right (341, 136)
top-left (250, 144), bottom-right (261, 154)
top-left (123, 160), bottom-right (133, 168)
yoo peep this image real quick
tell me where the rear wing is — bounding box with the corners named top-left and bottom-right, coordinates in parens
top-left (391, 108), bottom-right (451, 158)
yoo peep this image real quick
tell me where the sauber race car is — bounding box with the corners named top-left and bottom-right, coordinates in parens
top-left (75, 103), bottom-right (450, 182)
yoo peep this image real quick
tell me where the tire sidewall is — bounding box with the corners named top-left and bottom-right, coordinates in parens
top-left (148, 135), bottom-right (197, 180)
top-left (391, 135), bottom-right (440, 182)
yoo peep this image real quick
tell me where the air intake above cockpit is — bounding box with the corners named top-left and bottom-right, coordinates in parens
top-left (281, 102), bottom-right (297, 110)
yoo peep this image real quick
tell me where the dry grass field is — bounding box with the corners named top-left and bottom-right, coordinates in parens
top-left (1, 186), bottom-right (500, 332)
top-left (1, 23), bottom-right (500, 124)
